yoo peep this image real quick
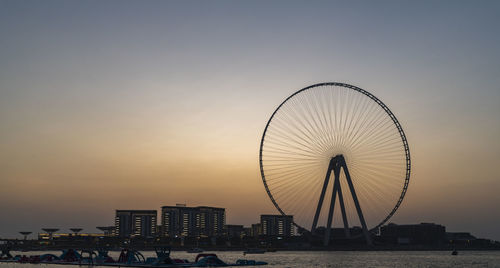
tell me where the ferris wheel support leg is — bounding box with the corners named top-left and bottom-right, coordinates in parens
top-left (324, 163), bottom-right (340, 246)
top-left (311, 160), bottom-right (335, 233)
top-left (341, 157), bottom-right (373, 246)
top-left (337, 183), bottom-right (351, 238)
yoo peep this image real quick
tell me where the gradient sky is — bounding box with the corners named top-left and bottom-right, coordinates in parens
top-left (1, 0), bottom-right (499, 240)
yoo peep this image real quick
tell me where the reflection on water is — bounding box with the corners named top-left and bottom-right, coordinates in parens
top-left (2, 250), bottom-right (500, 267)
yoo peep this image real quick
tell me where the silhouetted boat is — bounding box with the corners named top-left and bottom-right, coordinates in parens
top-left (186, 248), bottom-right (204, 253)
top-left (0, 247), bottom-right (268, 267)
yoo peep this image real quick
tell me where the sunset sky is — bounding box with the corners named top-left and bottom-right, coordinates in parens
top-left (1, 1), bottom-right (499, 240)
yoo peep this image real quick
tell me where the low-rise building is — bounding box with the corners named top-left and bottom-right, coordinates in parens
top-left (380, 222), bottom-right (446, 246)
top-left (225, 224), bottom-right (245, 238)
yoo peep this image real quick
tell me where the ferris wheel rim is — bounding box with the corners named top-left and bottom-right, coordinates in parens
top-left (259, 82), bottom-right (411, 233)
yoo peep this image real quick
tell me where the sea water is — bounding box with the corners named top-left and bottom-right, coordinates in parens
top-left (2, 250), bottom-right (500, 267)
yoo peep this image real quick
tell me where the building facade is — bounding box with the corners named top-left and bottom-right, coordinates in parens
top-left (115, 210), bottom-right (157, 237)
top-left (251, 223), bottom-right (262, 237)
top-left (161, 204), bottom-right (225, 237)
top-left (225, 224), bottom-right (245, 238)
top-left (260, 215), bottom-right (294, 237)
top-left (380, 223), bottom-right (446, 245)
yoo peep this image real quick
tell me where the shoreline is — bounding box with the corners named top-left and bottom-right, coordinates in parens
top-left (7, 247), bottom-right (500, 252)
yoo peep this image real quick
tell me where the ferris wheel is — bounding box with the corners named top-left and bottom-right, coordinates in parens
top-left (259, 82), bottom-right (411, 245)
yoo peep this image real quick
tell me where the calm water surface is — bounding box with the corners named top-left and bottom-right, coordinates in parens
top-left (2, 250), bottom-right (500, 268)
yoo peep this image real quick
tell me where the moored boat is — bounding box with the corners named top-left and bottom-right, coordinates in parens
top-left (0, 247), bottom-right (268, 267)
top-left (243, 248), bottom-right (266, 254)
top-left (186, 248), bottom-right (204, 253)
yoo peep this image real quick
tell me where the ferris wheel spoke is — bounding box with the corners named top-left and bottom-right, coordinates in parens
top-left (270, 114), bottom-right (332, 154)
top-left (292, 95), bottom-right (333, 153)
top-left (338, 87), bottom-right (350, 149)
top-left (353, 144), bottom-right (404, 159)
top-left (349, 125), bottom-right (398, 154)
top-left (349, 164), bottom-right (403, 187)
top-left (265, 139), bottom-right (324, 159)
top-left (351, 179), bottom-right (390, 216)
top-left (266, 168), bottom-right (321, 186)
top-left (280, 173), bottom-right (322, 215)
top-left (268, 123), bottom-right (319, 153)
top-left (356, 183), bottom-right (401, 211)
top-left (273, 171), bottom-right (323, 207)
top-left (268, 166), bottom-right (322, 189)
top-left (359, 119), bottom-right (400, 146)
top-left (262, 164), bottom-right (321, 174)
top-left (266, 127), bottom-right (325, 156)
top-left (349, 104), bottom-right (391, 141)
top-left (263, 150), bottom-right (318, 160)
top-left (317, 89), bottom-right (337, 150)
top-left (274, 108), bottom-right (326, 151)
top-left (344, 99), bottom-right (383, 151)
top-left (348, 111), bottom-right (392, 152)
top-left (342, 89), bottom-right (361, 146)
top-left (343, 93), bottom-right (369, 148)
top-left (312, 89), bottom-right (337, 149)
top-left (301, 91), bottom-right (329, 142)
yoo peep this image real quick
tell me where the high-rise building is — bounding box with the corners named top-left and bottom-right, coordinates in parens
top-left (199, 206), bottom-right (225, 237)
top-left (115, 210), bottom-right (157, 237)
top-left (161, 204), bottom-right (225, 237)
top-left (260, 215), bottom-right (294, 237)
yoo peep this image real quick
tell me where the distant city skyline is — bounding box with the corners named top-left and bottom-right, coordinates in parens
top-left (0, 0), bottom-right (499, 241)
top-left (3, 205), bottom-right (491, 246)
